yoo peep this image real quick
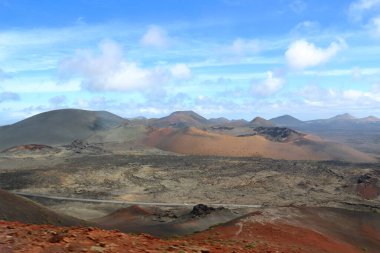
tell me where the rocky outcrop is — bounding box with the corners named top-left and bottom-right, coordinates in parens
top-left (238, 127), bottom-right (304, 142)
top-left (190, 204), bottom-right (225, 217)
top-left (64, 140), bottom-right (105, 154)
top-left (210, 126), bottom-right (234, 131)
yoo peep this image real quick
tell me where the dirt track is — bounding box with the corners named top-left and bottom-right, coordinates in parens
top-left (14, 192), bottom-right (262, 208)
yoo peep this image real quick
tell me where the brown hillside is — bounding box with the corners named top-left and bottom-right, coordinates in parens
top-left (94, 204), bottom-right (240, 238)
top-left (144, 127), bottom-right (375, 162)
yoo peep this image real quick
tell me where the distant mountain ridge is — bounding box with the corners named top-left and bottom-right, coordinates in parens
top-left (1, 108), bottom-right (379, 159)
top-left (269, 113), bottom-right (380, 155)
top-left (250, 117), bottom-right (274, 127)
top-left (270, 113), bottom-right (380, 127)
top-left (149, 111), bottom-right (209, 128)
top-left (208, 117), bottom-right (230, 125)
top-left (359, 116), bottom-right (380, 122)
top-left (270, 115), bottom-right (305, 127)
top-left (329, 113), bottom-right (356, 121)
top-left (3, 109), bottom-right (378, 130)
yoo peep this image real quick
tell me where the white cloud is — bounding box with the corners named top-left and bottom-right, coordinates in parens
top-left (0, 23), bottom-right (144, 73)
top-left (60, 40), bottom-right (195, 92)
top-left (230, 38), bottom-right (261, 55)
top-left (170, 63), bottom-right (192, 80)
top-left (285, 39), bottom-right (346, 70)
top-left (349, 0), bottom-right (380, 21)
top-left (342, 89), bottom-right (365, 100)
top-left (140, 25), bottom-right (170, 48)
top-left (60, 40), bottom-right (172, 91)
top-left (252, 71), bottom-right (284, 96)
top-left (342, 89), bottom-right (380, 101)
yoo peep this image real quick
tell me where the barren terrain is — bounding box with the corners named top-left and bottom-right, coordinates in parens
top-left (0, 151), bottom-right (379, 217)
top-left (0, 109), bottom-right (380, 252)
top-left (1, 205), bottom-right (379, 253)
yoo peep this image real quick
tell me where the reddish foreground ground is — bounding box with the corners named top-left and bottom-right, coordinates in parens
top-left (0, 217), bottom-right (366, 253)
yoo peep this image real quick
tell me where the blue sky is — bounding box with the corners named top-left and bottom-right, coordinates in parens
top-left (1, 0), bottom-right (380, 124)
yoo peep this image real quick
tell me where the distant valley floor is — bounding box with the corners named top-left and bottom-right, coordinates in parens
top-left (0, 152), bottom-right (379, 219)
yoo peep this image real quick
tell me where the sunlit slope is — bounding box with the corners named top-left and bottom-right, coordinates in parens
top-left (144, 127), bottom-right (375, 162)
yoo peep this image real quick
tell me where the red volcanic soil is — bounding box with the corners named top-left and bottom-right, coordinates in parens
top-left (145, 127), bottom-right (176, 146)
top-left (188, 220), bottom-right (360, 253)
top-left (144, 127), bottom-right (375, 162)
top-left (356, 174), bottom-right (380, 200)
top-left (0, 217), bottom-right (369, 253)
top-left (357, 183), bottom-right (380, 199)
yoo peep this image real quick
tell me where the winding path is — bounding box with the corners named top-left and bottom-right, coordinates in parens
top-left (14, 191), bottom-right (262, 208)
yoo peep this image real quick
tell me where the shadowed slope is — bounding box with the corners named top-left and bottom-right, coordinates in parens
top-left (0, 189), bottom-right (88, 227)
top-left (0, 109), bottom-right (126, 150)
top-left (86, 123), bottom-right (147, 143)
top-left (94, 204), bottom-right (240, 237)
